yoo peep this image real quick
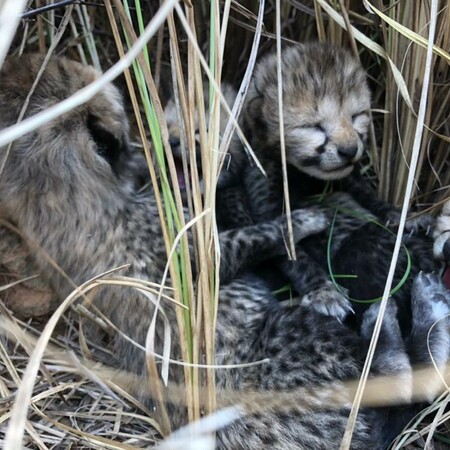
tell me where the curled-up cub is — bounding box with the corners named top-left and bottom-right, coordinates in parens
top-left (216, 43), bottom-right (440, 327)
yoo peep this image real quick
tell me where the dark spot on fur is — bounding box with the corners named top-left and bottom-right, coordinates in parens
top-left (261, 432), bottom-right (276, 445)
top-left (315, 124), bottom-right (325, 133)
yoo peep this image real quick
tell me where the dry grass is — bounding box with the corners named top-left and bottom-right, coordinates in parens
top-left (0, 307), bottom-right (160, 449)
top-left (0, 0), bottom-right (449, 449)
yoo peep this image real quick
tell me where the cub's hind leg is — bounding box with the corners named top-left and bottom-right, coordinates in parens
top-left (360, 300), bottom-right (412, 401)
top-left (377, 272), bottom-right (450, 447)
top-left (359, 300), bottom-right (418, 449)
top-left (407, 272), bottom-right (450, 401)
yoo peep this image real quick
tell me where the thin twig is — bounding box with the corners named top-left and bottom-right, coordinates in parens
top-left (275, 0), bottom-right (296, 260)
top-left (0, 0), bottom-right (28, 68)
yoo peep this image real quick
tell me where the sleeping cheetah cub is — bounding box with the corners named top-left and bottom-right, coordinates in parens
top-left (218, 43), bottom-right (439, 323)
top-left (0, 54), bottom-right (448, 449)
top-left (218, 43), bottom-right (373, 319)
top-left (164, 81), bottom-right (244, 194)
top-left (243, 44), bottom-right (370, 182)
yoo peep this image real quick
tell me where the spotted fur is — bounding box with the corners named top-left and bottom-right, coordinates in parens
top-left (0, 54), bottom-right (446, 449)
top-left (217, 43), bottom-right (440, 324)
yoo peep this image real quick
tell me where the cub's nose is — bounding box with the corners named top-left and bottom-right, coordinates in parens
top-left (337, 145), bottom-right (358, 161)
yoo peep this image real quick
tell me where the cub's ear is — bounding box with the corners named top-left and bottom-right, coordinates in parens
top-left (244, 80), bottom-right (267, 136)
top-left (87, 113), bottom-right (128, 175)
top-left (244, 77), bottom-right (262, 114)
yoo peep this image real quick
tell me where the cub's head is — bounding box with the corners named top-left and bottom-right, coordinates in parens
top-left (164, 82), bottom-right (238, 190)
top-left (0, 55), bottom-right (133, 219)
top-left (245, 43), bottom-right (371, 180)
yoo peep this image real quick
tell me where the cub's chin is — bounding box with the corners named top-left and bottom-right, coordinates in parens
top-left (298, 163), bottom-right (355, 181)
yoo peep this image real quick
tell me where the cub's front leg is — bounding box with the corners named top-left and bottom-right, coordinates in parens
top-left (218, 208), bottom-right (328, 284)
top-left (277, 251), bottom-right (353, 322)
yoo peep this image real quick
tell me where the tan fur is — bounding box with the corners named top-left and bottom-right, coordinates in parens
top-left (164, 82), bottom-right (237, 147)
top-left (244, 43), bottom-right (371, 180)
top-left (0, 226), bottom-right (58, 317)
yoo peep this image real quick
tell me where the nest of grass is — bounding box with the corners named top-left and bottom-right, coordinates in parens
top-left (1, 0), bottom-right (450, 449)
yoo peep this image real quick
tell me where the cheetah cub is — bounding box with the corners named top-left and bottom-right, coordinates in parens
top-left (1, 54), bottom-right (447, 449)
top-left (164, 81), bottom-right (245, 195)
top-left (218, 43), bottom-right (372, 319)
top-left (218, 43), bottom-right (438, 323)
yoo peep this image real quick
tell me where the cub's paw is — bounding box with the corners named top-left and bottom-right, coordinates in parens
top-left (405, 214), bottom-right (434, 235)
top-left (386, 210), bottom-right (434, 235)
top-left (410, 272), bottom-right (450, 402)
top-left (300, 282), bottom-right (353, 322)
top-left (285, 207), bottom-right (329, 242)
top-left (411, 272), bottom-right (450, 325)
top-left (433, 202), bottom-right (450, 262)
top-left (361, 300), bottom-right (399, 339)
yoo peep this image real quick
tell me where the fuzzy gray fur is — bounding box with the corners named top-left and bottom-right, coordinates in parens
top-left (0, 54), bottom-right (447, 449)
top-left (217, 43), bottom-right (440, 324)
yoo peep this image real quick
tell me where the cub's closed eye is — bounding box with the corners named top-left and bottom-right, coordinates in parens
top-left (302, 123), bottom-right (325, 132)
top-left (351, 112), bottom-right (368, 121)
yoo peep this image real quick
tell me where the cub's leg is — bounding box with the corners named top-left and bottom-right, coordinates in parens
top-left (434, 200), bottom-right (450, 264)
top-left (276, 251), bottom-right (353, 321)
top-left (276, 193), bottom-right (371, 321)
top-left (377, 272), bottom-right (450, 447)
top-left (406, 272), bottom-right (450, 402)
top-left (218, 207), bottom-right (328, 284)
top-left (360, 301), bottom-right (412, 400)
top-left (358, 300), bottom-right (417, 448)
